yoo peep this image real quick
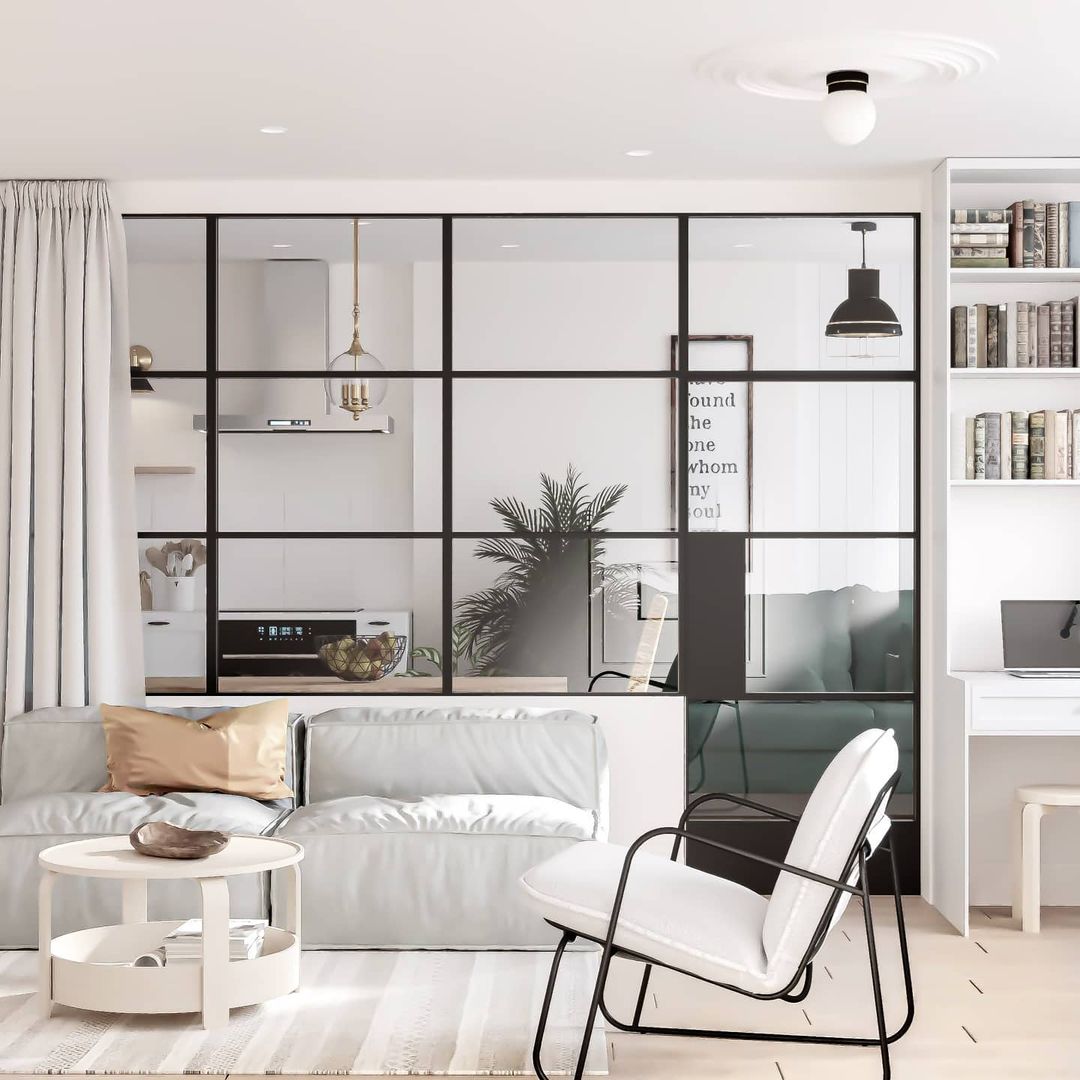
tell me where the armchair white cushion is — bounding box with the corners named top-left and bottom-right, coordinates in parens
top-left (522, 840), bottom-right (770, 992)
top-left (521, 728), bottom-right (899, 994)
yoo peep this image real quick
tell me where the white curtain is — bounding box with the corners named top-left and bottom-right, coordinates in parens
top-left (0, 180), bottom-right (143, 722)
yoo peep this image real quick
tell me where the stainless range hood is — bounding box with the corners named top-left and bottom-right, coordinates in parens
top-left (193, 413), bottom-right (393, 434)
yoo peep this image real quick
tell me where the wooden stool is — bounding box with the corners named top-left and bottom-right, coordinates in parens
top-left (1012, 784), bottom-right (1080, 933)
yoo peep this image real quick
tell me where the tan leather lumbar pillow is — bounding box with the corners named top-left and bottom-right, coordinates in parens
top-left (100, 700), bottom-right (292, 800)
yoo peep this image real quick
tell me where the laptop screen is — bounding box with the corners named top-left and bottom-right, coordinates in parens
top-left (1001, 600), bottom-right (1080, 669)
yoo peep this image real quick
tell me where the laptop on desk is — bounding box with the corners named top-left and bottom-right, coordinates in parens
top-left (1002, 600), bottom-right (1080, 677)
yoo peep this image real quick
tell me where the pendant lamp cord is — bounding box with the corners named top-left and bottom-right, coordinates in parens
top-left (351, 218), bottom-right (361, 366)
top-left (860, 228), bottom-right (867, 269)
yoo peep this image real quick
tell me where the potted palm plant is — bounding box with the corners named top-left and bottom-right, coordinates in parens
top-left (455, 467), bottom-right (631, 686)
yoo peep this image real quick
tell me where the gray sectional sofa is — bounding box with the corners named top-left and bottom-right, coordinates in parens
top-left (0, 704), bottom-right (607, 950)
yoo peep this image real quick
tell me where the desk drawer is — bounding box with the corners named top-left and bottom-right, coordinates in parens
top-left (972, 694), bottom-right (1080, 734)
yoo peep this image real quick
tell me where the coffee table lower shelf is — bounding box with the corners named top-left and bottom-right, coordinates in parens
top-left (49, 921), bottom-right (299, 1016)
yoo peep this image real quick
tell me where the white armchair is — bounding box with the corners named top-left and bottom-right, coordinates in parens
top-left (520, 728), bottom-right (913, 1080)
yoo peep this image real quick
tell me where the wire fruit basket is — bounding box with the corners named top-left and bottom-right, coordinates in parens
top-left (316, 632), bottom-right (407, 682)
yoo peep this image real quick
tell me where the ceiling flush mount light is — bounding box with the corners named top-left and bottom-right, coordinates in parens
top-left (500, 243), bottom-right (520, 249)
top-left (272, 243), bottom-right (292, 249)
top-left (625, 149), bottom-right (653, 157)
top-left (732, 242), bottom-right (754, 249)
top-left (699, 32), bottom-right (997, 143)
top-left (325, 218), bottom-right (387, 420)
top-left (822, 70), bottom-right (875, 145)
top-left (826, 221), bottom-right (902, 340)
top-left (259, 125), bottom-right (287, 135)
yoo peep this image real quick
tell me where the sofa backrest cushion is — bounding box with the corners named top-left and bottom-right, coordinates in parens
top-left (849, 586), bottom-right (913, 692)
top-left (761, 727), bottom-right (898, 984)
top-left (751, 590), bottom-right (854, 693)
top-left (1, 705), bottom-right (301, 805)
top-left (303, 707), bottom-right (608, 817)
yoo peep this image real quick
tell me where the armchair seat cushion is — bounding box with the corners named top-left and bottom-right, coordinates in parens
top-left (521, 840), bottom-right (773, 993)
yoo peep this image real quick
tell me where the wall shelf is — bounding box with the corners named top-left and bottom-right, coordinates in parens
top-left (950, 367), bottom-right (1080, 378)
top-left (950, 479), bottom-right (1080, 487)
top-left (951, 268), bottom-right (1080, 284)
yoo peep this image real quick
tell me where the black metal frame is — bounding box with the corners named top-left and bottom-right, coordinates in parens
top-left (127, 211), bottom-right (920, 886)
top-left (531, 772), bottom-right (914, 1080)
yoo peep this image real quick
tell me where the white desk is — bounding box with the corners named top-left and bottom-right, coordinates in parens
top-left (933, 671), bottom-right (1080, 934)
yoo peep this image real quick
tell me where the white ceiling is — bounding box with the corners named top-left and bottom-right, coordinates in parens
top-left (6, 0), bottom-right (1073, 183)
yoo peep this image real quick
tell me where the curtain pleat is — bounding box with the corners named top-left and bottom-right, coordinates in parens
top-left (0, 180), bottom-right (142, 758)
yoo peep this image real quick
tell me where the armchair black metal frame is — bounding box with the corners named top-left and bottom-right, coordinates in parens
top-left (531, 772), bottom-right (914, 1080)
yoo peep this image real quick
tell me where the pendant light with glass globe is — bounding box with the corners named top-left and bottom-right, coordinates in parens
top-left (326, 218), bottom-right (387, 419)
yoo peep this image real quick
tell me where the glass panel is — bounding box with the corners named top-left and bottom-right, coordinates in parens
top-left (453, 218), bottom-right (677, 370)
top-left (688, 700), bottom-right (913, 815)
top-left (687, 375), bottom-right (911, 533)
top-left (453, 537), bottom-right (677, 694)
top-left (216, 377), bottom-right (440, 532)
top-left (453, 378), bottom-right (674, 531)
top-left (126, 218), bottom-right (206, 371)
top-left (746, 538), bottom-right (914, 694)
top-left (132, 379), bottom-right (206, 532)
top-left (139, 537), bottom-right (206, 695)
top-left (689, 216), bottom-right (914, 371)
top-left (217, 539), bottom-right (441, 694)
top-left (217, 218), bottom-right (442, 371)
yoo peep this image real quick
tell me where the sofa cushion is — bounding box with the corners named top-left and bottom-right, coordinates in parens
top-left (274, 795), bottom-right (593, 949)
top-left (849, 585), bottom-right (913, 692)
top-left (750, 590), bottom-right (854, 693)
top-left (1, 705), bottom-right (302, 806)
top-left (281, 793), bottom-right (598, 841)
top-left (101, 700), bottom-right (292, 800)
top-left (303, 707), bottom-right (607, 817)
top-left (0, 791), bottom-right (279, 949)
top-left (0, 789), bottom-right (285, 839)
top-left (521, 840), bottom-right (771, 993)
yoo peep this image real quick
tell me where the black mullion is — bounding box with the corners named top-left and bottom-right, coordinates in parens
top-left (442, 217), bottom-right (453, 694)
top-left (205, 217), bottom-right (219, 694)
top-left (689, 370), bottom-right (915, 383)
top-left (911, 210), bottom-right (923, 885)
top-left (677, 216), bottom-right (689, 705)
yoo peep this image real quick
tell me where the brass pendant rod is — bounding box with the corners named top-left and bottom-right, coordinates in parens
top-left (351, 217), bottom-right (362, 364)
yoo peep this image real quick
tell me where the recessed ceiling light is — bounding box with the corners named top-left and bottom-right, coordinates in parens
top-left (733, 242), bottom-right (754, 249)
top-left (625, 149), bottom-right (653, 157)
top-left (259, 125), bottom-right (287, 135)
top-left (500, 243), bottom-right (520, 249)
top-left (272, 243), bottom-right (292, 249)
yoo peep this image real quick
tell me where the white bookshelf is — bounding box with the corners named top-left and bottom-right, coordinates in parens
top-left (951, 267), bottom-right (1080, 284)
top-left (950, 368), bottom-right (1080, 379)
top-left (928, 158), bottom-right (1080, 938)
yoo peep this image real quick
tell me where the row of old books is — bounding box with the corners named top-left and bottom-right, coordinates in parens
top-left (952, 205), bottom-right (1080, 268)
top-left (951, 300), bottom-right (1077, 367)
top-left (962, 410), bottom-right (1080, 479)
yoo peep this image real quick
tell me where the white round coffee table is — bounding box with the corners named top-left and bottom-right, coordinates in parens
top-left (38, 835), bottom-right (303, 1029)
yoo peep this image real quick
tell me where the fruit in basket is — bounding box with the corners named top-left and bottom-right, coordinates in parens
top-left (317, 632), bottom-right (405, 682)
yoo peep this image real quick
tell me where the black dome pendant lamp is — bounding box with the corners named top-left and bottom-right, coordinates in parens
top-left (825, 221), bottom-right (902, 338)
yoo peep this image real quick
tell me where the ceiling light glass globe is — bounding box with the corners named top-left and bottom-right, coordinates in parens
top-left (326, 348), bottom-right (387, 419)
top-left (822, 89), bottom-right (876, 146)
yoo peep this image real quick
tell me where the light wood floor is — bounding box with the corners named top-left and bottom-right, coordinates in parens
top-left (6, 899), bottom-right (1077, 1079)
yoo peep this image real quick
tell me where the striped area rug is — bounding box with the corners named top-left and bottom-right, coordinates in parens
top-left (0, 950), bottom-right (607, 1075)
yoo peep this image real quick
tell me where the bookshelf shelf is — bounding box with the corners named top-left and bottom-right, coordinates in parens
top-left (949, 479), bottom-right (1080, 487)
top-left (950, 368), bottom-right (1080, 378)
top-left (951, 268), bottom-right (1080, 284)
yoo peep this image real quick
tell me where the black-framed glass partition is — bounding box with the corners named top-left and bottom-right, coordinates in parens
top-left (125, 212), bottom-right (919, 887)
